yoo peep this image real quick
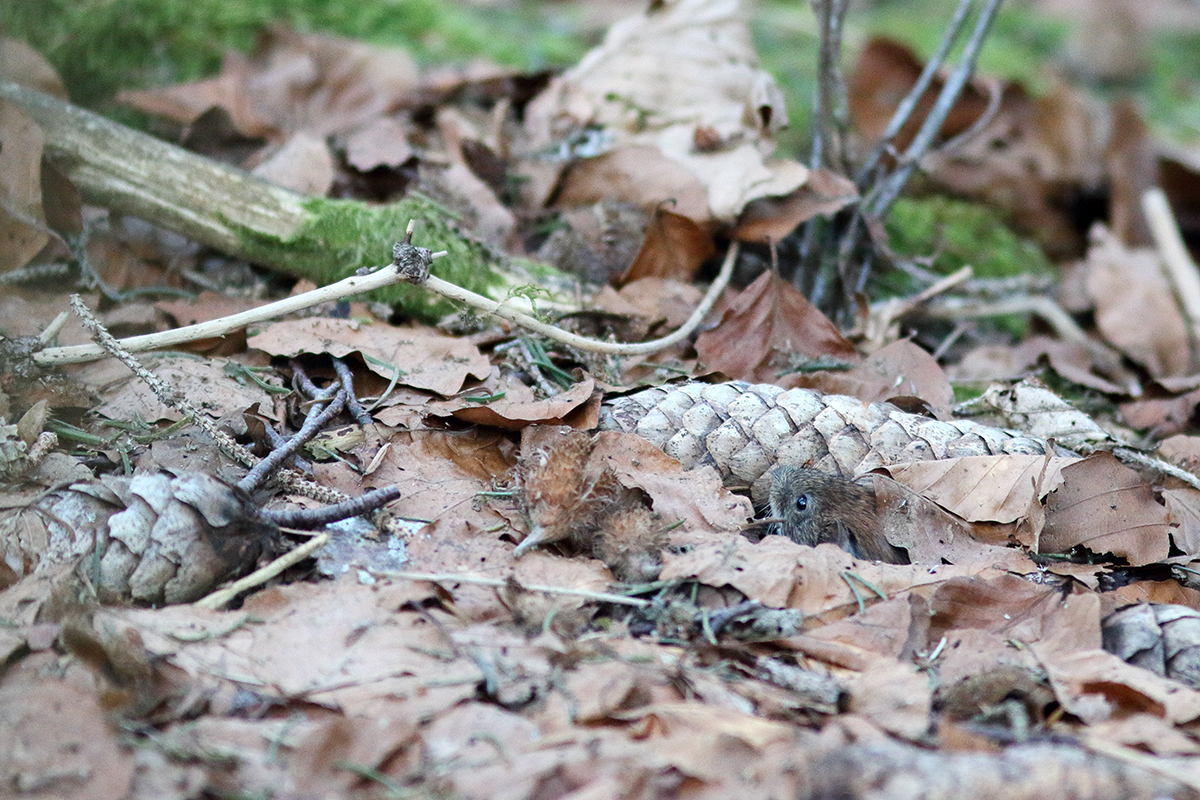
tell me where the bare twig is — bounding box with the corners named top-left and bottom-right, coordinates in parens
top-left (34, 250), bottom-right (447, 366)
top-left (37, 237), bottom-right (736, 367)
top-left (261, 486), bottom-right (402, 527)
top-left (810, 0), bottom-right (852, 173)
top-left (71, 294), bottom-right (351, 506)
top-left (240, 389), bottom-right (347, 493)
top-left (864, 0), bottom-right (1004, 218)
top-left (854, 0), bottom-right (976, 183)
top-left (403, 243), bottom-right (740, 356)
top-left (332, 357), bottom-right (373, 427)
top-left (70, 294), bottom-right (256, 467)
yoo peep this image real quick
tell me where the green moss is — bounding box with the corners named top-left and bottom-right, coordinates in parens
top-left (232, 194), bottom-right (506, 319)
top-left (885, 195), bottom-right (1055, 280)
top-left (879, 195), bottom-right (1056, 337)
top-left (1146, 30), bottom-right (1200, 145)
top-left (0, 0), bottom-right (588, 106)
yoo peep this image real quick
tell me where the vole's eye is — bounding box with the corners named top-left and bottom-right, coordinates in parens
top-left (795, 494), bottom-right (808, 513)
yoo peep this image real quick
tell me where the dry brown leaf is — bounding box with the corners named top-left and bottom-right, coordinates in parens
top-left (0, 37), bottom-right (67, 98)
top-left (119, 27), bottom-right (420, 143)
top-left (1105, 580), bottom-right (1200, 610)
top-left (1041, 452), bottom-right (1171, 565)
top-left (101, 577), bottom-right (467, 717)
top-left (999, 335), bottom-right (1134, 396)
top-left (1085, 225), bottom-right (1193, 379)
top-left (787, 339), bottom-right (952, 410)
top-left (442, 375), bottom-right (598, 430)
top-left (248, 318), bottom-right (489, 396)
top-left (91, 354), bottom-right (285, 424)
top-left (590, 430), bottom-right (753, 534)
top-left (537, 200), bottom-right (648, 284)
top-left (1166, 488), bottom-right (1200, 557)
top-left (615, 277), bottom-right (704, 329)
top-left (1120, 387), bottom-right (1200, 439)
top-left (695, 269), bottom-right (858, 383)
top-left (520, 0), bottom-right (809, 226)
top-left (617, 205), bottom-right (714, 286)
top-left (885, 454), bottom-right (1072, 525)
top-left (1034, 643), bottom-right (1200, 725)
top-left (850, 37), bottom-right (1153, 258)
top-left (364, 428), bottom-right (515, 537)
top-left (551, 145), bottom-right (711, 221)
top-left (1159, 434), bottom-right (1200, 473)
top-left (803, 593), bottom-right (915, 659)
top-left (660, 533), bottom-right (1008, 613)
top-left (846, 658), bottom-right (932, 739)
top-left (0, 669), bottom-right (135, 799)
top-left (1090, 714), bottom-right (1200, 757)
top-left (342, 116), bottom-right (413, 171)
top-left (871, 473), bottom-right (1040, 566)
top-left (425, 107), bottom-right (516, 247)
top-left (0, 98), bottom-right (47, 272)
top-left (928, 574), bottom-right (1103, 654)
top-left (732, 168), bottom-right (858, 244)
top-left (250, 130), bottom-right (335, 195)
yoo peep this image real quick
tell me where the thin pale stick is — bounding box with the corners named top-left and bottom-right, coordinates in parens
top-left (194, 532), bottom-right (330, 610)
top-left (389, 571), bottom-right (650, 607)
top-left (1144, 187), bottom-right (1200, 345)
top-left (34, 251), bottom-right (448, 366)
top-left (408, 242), bottom-right (739, 356)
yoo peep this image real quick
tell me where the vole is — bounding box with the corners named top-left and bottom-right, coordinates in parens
top-left (767, 466), bottom-right (906, 563)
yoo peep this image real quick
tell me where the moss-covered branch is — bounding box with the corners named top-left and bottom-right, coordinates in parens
top-left (0, 80), bottom-right (556, 319)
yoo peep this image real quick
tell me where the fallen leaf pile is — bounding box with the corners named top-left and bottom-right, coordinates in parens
top-left (4, 0), bottom-right (1200, 797)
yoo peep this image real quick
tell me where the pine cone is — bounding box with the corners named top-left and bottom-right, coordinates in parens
top-left (600, 381), bottom-right (1065, 503)
top-left (1103, 603), bottom-right (1200, 689)
top-left (0, 471), bottom-right (277, 605)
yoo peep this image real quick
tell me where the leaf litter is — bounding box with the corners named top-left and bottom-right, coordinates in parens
top-left (3, 1), bottom-right (1200, 797)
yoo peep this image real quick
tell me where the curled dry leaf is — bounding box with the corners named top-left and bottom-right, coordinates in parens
top-left (1164, 486), bottom-right (1200, 556)
top-left (870, 473), bottom-right (1039, 566)
top-left (250, 130), bottom-right (335, 195)
top-left (1085, 225), bottom-right (1192, 379)
top-left (590, 430), bottom-right (753, 535)
top-left (442, 375), bottom-right (598, 430)
top-left (617, 205), bottom-right (715, 286)
top-left (694, 269), bottom-right (858, 385)
top-left (520, 0), bottom-right (809, 227)
top-left (118, 26), bottom-right (420, 144)
top-left (731, 167), bottom-right (858, 244)
top-left (883, 454), bottom-right (1071, 525)
top-left (0, 98), bottom-right (48, 273)
top-left (1035, 642), bottom-right (1200, 727)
